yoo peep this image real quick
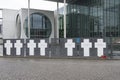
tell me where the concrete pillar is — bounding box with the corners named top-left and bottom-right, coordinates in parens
top-left (28, 0), bottom-right (30, 38)
top-left (56, 1), bottom-right (59, 38)
top-left (64, 0), bottom-right (66, 38)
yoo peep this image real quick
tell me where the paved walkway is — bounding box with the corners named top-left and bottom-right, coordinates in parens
top-left (0, 58), bottom-right (120, 80)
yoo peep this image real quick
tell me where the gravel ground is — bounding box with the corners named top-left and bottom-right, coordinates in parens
top-left (0, 58), bottom-right (120, 80)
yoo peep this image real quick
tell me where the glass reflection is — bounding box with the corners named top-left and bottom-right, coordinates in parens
top-left (59, 0), bottom-right (120, 38)
top-left (24, 13), bottom-right (52, 38)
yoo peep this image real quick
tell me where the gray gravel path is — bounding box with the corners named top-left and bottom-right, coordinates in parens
top-left (0, 58), bottom-right (120, 80)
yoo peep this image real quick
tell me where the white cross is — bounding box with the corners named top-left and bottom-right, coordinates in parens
top-left (27, 40), bottom-right (36, 56)
top-left (95, 39), bottom-right (106, 57)
top-left (81, 39), bottom-right (92, 57)
top-left (14, 40), bottom-right (23, 56)
top-left (38, 40), bottom-right (47, 56)
top-left (4, 40), bottom-right (13, 55)
top-left (65, 39), bottom-right (75, 56)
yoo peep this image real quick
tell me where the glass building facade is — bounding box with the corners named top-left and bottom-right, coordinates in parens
top-left (59, 0), bottom-right (120, 38)
top-left (24, 13), bottom-right (52, 38)
top-left (0, 10), bottom-right (2, 34)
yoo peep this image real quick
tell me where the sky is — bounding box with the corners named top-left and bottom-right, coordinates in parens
top-left (0, 0), bottom-right (63, 10)
top-left (0, 0), bottom-right (64, 18)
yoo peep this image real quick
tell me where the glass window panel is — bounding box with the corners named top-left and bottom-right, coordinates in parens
top-left (24, 13), bottom-right (52, 38)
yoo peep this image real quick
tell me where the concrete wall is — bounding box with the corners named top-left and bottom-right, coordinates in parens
top-left (2, 9), bottom-right (18, 39)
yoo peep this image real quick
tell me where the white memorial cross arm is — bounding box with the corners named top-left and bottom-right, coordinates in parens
top-left (27, 40), bottom-right (36, 56)
top-left (4, 40), bottom-right (13, 55)
top-left (14, 40), bottom-right (23, 55)
top-left (95, 39), bottom-right (106, 57)
top-left (38, 40), bottom-right (47, 56)
top-left (81, 39), bottom-right (92, 57)
top-left (65, 39), bottom-right (75, 56)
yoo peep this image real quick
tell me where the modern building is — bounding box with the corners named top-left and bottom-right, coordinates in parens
top-left (48, 0), bottom-right (120, 39)
top-left (51, 0), bottom-right (120, 56)
top-left (0, 9), bottom-right (2, 38)
top-left (2, 8), bottom-right (55, 39)
top-left (1, 0), bottom-right (120, 57)
top-left (1, 0), bottom-right (120, 40)
top-left (0, 21), bottom-right (2, 35)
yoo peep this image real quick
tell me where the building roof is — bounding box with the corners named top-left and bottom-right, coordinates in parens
top-left (46, 0), bottom-right (89, 5)
top-left (46, 0), bottom-right (78, 3)
top-left (46, 0), bottom-right (63, 2)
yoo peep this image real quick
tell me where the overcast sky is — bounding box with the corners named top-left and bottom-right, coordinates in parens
top-left (0, 0), bottom-right (63, 10)
top-left (0, 0), bottom-right (64, 18)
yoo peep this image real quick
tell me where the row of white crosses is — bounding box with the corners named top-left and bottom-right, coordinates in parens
top-left (4, 39), bottom-right (106, 57)
top-left (27, 40), bottom-right (47, 56)
top-left (65, 39), bottom-right (106, 57)
top-left (4, 40), bottom-right (23, 56)
top-left (4, 40), bottom-right (47, 56)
